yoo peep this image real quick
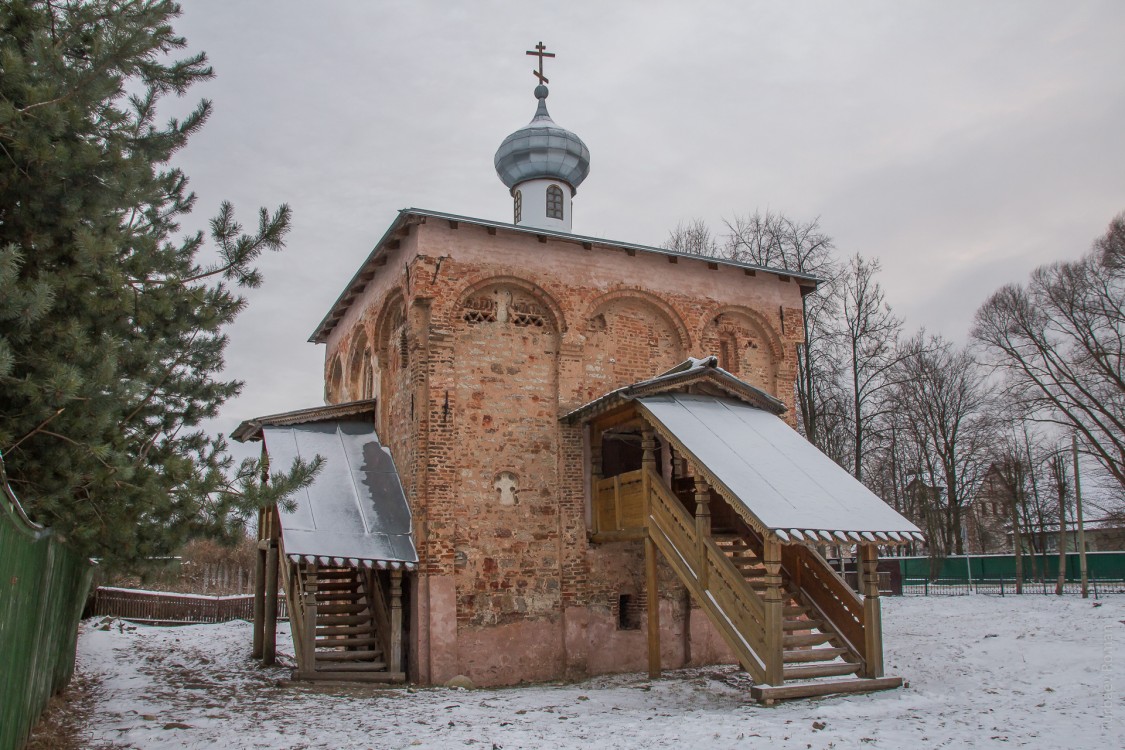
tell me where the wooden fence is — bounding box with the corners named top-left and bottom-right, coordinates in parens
top-left (1, 454), bottom-right (93, 750)
top-left (87, 586), bottom-right (288, 625)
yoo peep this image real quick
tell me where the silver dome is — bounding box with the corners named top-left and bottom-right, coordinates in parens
top-left (494, 86), bottom-right (590, 193)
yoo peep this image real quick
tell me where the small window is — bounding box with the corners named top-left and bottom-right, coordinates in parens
top-left (546, 184), bottom-right (564, 220)
top-left (513, 190), bottom-right (522, 223)
top-left (618, 594), bottom-right (641, 630)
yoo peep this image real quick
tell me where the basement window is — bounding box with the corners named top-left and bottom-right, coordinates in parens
top-left (618, 594), bottom-right (641, 630)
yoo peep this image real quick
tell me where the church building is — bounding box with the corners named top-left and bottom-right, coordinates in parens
top-left (235, 45), bottom-right (922, 703)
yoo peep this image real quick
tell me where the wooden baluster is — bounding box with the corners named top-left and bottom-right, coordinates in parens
top-left (762, 535), bottom-right (784, 686)
top-left (642, 429), bottom-right (660, 679)
top-left (861, 544), bottom-right (883, 678)
top-left (390, 569), bottom-right (404, 675)
top-left (694, 476), bottom-right (711, 590)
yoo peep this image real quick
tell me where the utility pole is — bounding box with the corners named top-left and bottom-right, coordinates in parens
top-left (1072, 433), bottom-right (1089, 598)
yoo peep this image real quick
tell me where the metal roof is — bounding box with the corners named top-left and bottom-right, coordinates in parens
top-left (562, 356), bottom-right (786, 425)
top-left (232, 399), bottom-right (377, 442)
top-left (309, 208), bottom-right (824, 345)
top-left (494, 86), bottom-right (591, 191)
top-left (263, 421), bottom-right (417, 569)
top-left (637, 394), bottom-right (923, 544)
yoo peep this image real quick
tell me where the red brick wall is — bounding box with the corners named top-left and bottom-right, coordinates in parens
top-left (322, 217), bottom-right (808, 684)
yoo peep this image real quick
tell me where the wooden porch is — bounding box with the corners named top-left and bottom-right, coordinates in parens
top-left (575, 374), bottom-right (920, 703)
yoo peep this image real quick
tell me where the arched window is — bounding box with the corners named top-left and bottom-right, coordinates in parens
top-left (513, 190), bottom-right (522, 223)
top-left (546, 184), bottom-right (564, 220)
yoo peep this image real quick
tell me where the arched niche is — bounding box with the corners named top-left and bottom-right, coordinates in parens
top-left (325, 354), bottom-right (344, 404)
top-left (346, 327), bottom-right (372, 401)
top-left (700, 307), bottom-right (782, 396)
top-left (453, 275), bottom-right (566, 335)
top-left (578, 290), bottom-right (690, 401)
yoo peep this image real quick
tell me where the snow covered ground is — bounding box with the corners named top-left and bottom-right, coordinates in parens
top-left (75, 596), bottom-right (1123, 749)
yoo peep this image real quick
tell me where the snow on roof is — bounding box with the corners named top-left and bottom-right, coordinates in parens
top-left (637, 394), bottom-right (923, 543)
top-left (262, 421), bottom-right (417, 568)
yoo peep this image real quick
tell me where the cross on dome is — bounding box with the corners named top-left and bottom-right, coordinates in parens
top-left (526, 41), bottom-right (555, 85)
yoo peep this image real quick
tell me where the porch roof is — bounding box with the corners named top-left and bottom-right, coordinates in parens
top-left (262, 420), bottom-right (417, 569)
top-left (636, 394), bottom-right (923, 545)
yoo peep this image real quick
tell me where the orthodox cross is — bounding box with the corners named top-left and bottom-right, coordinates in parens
top-left (526, 41), bottom-right (555, 84)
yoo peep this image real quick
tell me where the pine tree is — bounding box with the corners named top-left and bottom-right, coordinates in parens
top-left (0, 0), bottom-right (318, 566)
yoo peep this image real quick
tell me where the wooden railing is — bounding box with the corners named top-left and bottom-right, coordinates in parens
top-left (783, 544), bottom-right (867, 664)
top-left (594, 469), bottom-right (646, 536)
top-left (87, 586), bottom-right (287, 624)
top-left (645, 469), bottom-right (770, 682)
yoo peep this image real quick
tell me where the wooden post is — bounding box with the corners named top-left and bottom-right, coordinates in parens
top-left (591, 428), bottom-right (603, 536)
top-left (694, 476), bottom-right (711, 590)
top-left (645, 536), bottom-right (661, 679)
top-left (252, 541), bottom-right (266, 659)
top-left (301, 562), bottom-right (318, 672)
top-left (390, 569), bottom-right (404, 675)
top-left (762, 536), bottom-right (784, 685)
top-left (860, 544), bottom-right (884, 678)
top-left (263, 541), bottom-right (279, 666)
top-left (642, 428), bottom-right (660, 679)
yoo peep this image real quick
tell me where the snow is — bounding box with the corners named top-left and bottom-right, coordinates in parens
top-left (75, 596), bottom-right (1123, 749)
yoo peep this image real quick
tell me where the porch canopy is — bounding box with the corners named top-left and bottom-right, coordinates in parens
top-left (565, 358), bottom-right (923, 546)
top-left (234, 402), bottom-right (418, 570)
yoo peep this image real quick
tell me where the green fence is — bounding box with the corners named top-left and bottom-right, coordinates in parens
top-left (895, 551), bottom-right (1125, 582)
top-left (0, 455), bottom-right (93, 750)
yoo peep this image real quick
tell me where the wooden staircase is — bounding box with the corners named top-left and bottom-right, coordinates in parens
top-left (643, 467), bottom-right (902, 703)
top-left (282, 557), bottom-right (406, 683)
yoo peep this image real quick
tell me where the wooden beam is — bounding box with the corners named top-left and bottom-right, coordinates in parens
top-left (645, 536), bottom-right (660, 680)
top-left (750, 676), bottom-right (902, 703)
top-left (861, 545), bottom-right (884, 678)
top-left (263, 542), bottom-right (279, 666)
top-left (762, 536), bottom-right (783, 685)
top-left (389, 570), bottom-right (404, 675)
top-left (252, 546), bottom-right (266, 659)
top-left (694, 477), bottom-right (711, 590)
top-left (301, 563), bottom-right (318, 672)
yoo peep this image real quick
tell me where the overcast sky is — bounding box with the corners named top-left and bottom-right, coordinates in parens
top-left (168, 1), bottom-right (1125, 458)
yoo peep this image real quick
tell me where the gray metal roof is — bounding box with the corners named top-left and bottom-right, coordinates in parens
top-left (309, 208), bottom-right (823, 344)
top-left (562, 356), bottom-right (786, 425)
top-left (232, 399), bottom-right (377, 442)
top-left (637, 394), bottom-right (923, 544)
top-left (263, 421), bottom-right (417, 568)
top-left (495, 85), bottom-right (590, 192)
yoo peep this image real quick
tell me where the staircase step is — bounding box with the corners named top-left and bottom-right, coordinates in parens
top-left (783, 662), bottom-right (861, 680)
top-left (316, 614), bottom-right (372, 626)
top-left (783, 618), bottom-right (824, 631)
top-left (316, 624), bottom-right (376, 637)
top-left (751, 676), bottom-right (903, 703)
top-left (784, 647), bottom-right (849, 664)
top-left (784, 605), bottom-right (809, 616)
top-left (316, 650), bottom-right (385, 663)
top-left (313, 660), bottom-right (388, 672)
top-left (317, 581), bottom-right (361, 591)
top-left (784, 632), bottom-right (834, 647)
top-left (316, 591), bottom-right (363, 601)
top-left (317, 603), bottom-right (369, 615)
top-left (316, 636), bottom-right (383, 649)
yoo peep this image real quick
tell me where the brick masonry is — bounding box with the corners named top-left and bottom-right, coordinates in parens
top-left (321, 216), bottom-right (808, 686)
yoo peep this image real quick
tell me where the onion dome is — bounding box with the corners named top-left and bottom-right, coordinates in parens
top-left (494, 85), bottom-right (591, 194)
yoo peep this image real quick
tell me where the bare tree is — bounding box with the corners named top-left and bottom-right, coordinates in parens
top-left (839, 254), bottom-right (907, 481)
top-left (974, 212), bottom-right (1125, 490)
top-left (662, 211), bottom-right (844, 458)
top-left (893, 335), bottom-right (993, 556)
top-left (662, 218), bottom-right (722, 256)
